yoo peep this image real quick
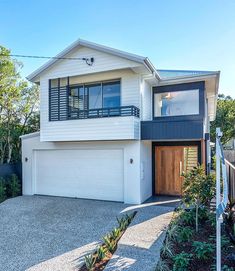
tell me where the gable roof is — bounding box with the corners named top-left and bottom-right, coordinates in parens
top-left (27, 39), bottom-right (160, 82)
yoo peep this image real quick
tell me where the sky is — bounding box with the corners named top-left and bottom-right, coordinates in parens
top-left (1, 0), bottom-right (235, 97)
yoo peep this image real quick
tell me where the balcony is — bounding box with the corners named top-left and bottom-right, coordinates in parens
top-left (68, 106), bottom-right (140, 120)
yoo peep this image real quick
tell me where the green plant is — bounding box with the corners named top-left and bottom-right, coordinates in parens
top-left (110, 227), bottom-right (121, 241)
top-left (8, 174), bottom-right (21, 197)
top-left (84, 254), bottom-right (96, 271)
top-left (173, 252), bottom-right (192, 271)
top-left (97, 245), bottom-right (107, 261)
top-left (0, 177), bottom-right (7, 203)
top-left (177, 226), bottom-right (193, 243)
top-left (167, 224), bottom-right (179, 242)
top-left (103, 235), bottom-right (117, 253)
top-left (193, 241), bottom-right (214, 260)
top-left (182, 166), bottom-right (216, 232)
top-left (178, 209), bottom-right (195, 226)
top-left (116, 216), bottom-right (129, 231)
top-left (160, 237), bottom-right (175, 258)
top-left (155, 258), bottom-right (170, 271)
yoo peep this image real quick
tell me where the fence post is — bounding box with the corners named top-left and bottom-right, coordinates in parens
top-left (216, 127), bottom-right (222, 271)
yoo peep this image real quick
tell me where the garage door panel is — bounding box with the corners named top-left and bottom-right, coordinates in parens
top-left (34, 149), bottom-right (124, 201)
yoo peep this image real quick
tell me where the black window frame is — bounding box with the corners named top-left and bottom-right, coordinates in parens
top-left (68, 79), bottom-right (121, 113)
top-left (152, 81), bottom-right (205, 121)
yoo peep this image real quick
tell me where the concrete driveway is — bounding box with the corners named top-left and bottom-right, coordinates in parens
top-left (0, 196), bottom-right (128, 271)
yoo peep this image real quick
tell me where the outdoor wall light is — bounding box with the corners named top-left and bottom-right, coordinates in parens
top-left (25, 157), bottom-right (28, 162)
top-left (130, 158), bottom-right (133, 164)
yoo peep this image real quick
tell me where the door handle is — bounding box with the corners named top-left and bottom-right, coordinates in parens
top-left (180, 161), bottom-right (182, 176)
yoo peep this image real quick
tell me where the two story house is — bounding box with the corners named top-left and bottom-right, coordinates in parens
top-left (21, 39), bottom-right (220, 204)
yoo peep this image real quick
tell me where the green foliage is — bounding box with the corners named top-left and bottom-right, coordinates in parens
top-left (116, 213), bottom-right (134, 231)
top-left (84, 254), bottom-right (96, 271)
top-left (8, 174), bottom-right (21, 197)
top-left (0, 177), bottom-right (7, 202)
top-left (173, 252), bottom-right (192, 271)
top-left (178, 209), bottom-right (195, 226)
top-left (210, 94), bottom-right (235, 145)
top-left (161, 237), bottom-right (175, 258)
top-left (182, 166), bottom-right (216, 207)
top-left (166, 224), bottom-right (179, 242)
top-left (177, 226), bottom-right (193, 243)
top-left (182, 165), bottom-right (216, 232)
top-left (0, 45), bottom-right (39, 163)
top-left (97, 246), bottom-right (107, 261)
top-left (110, 227), bottom-right (121, 241)
top-left (103, 235), bottom-right (117, 253)
top-left (155, 259), bottom-right (170, 271)
top-left (193, 241), bottom-right (214, 260)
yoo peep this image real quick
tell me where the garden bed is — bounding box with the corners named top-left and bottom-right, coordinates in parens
top-left (157, 207), bottom-right (235, 271)
top-left (79, 211), bottom-right (136, 271)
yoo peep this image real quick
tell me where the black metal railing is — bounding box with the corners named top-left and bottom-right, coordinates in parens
top-left (68, 105), bottom-right (140, 120)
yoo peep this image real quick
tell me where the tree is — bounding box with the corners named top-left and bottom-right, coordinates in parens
top-left (0, 45), bottom-right (39, 163)
top-left (210, 94), bottom-right (235, 144)
top-left (182, 166), bottom-right (216, 232)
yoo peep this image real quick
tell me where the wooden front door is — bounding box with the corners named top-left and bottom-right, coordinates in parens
top-left (155, 146), bottom-right (198, 196)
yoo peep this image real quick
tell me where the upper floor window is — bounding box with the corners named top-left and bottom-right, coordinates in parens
top-left (154, 89), bottom-right (199, 117)
top-left (69, 80), bottom-right (120, 113)
top-left (153, 82), bottom-right (205, 119)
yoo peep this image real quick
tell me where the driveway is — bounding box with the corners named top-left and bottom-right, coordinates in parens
top-left (0, 196), bottom-right (178, 271)
top-left (0, 196), bottom-right (128, 271)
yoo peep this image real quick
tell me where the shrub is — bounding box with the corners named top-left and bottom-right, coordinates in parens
top-left (193, 241), bottom-right (214, 260)
top-left (178, 209), bottom-right (195, 226)
top-left (155, 259), bottom-right (170, 271)
top-left (161, 237), bottom-right (175, 258)
top-left (8, 174), bottom-right (21, 197)
top-left (110, 227), bottom-right (121, 241)
top-left (182, 165), bottom-right (216, 232)
top-left (103, 235), bottom-right (116, 253)
top-left (173, 252), bottom-right (192, 271)
top-left (0, 177), bottom-right (7, 203)
top-left (177, 226), bottom-right (193, 243)
top-left (84, 254), bottom-right (96, 271)
top-left (167, 224), bottom-right (179, 242)
top-left (97, 246), bottom-right (107, 261)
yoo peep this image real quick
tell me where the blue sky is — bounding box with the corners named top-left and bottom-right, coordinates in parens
top-left (1, 0), bottom-right (235, 96)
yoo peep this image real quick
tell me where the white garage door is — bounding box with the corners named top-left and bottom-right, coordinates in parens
top-left (34, 149), bottom-right (124, 202)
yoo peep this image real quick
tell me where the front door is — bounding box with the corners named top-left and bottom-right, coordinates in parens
top-left (155, 146), bottom-right (198, 196)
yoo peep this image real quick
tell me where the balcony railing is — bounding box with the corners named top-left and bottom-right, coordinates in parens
top-left (68, 106), bottom-right (140, 120)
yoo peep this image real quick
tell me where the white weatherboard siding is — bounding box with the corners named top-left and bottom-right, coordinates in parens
top-left (40, 69), bottom-right (141, 141)
top-left (34, 149), bottom-right (124, 201)
top-left (39, 46), bottom-right (144, 79)
top-left (141, 79), bottom-right (152, 121)
top-left (22, 134), bottom-right (142, 204)
top-left (140, 141), bottom-right (152, 202)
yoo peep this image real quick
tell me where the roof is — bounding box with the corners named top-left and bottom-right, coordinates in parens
top-left (157, 69), bottom-right (219, 80)
top-left (27, 39), bottom-right (160, 82)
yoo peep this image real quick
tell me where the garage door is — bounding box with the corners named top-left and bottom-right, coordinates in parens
top-left (34, 149), bottom-right (124, 202)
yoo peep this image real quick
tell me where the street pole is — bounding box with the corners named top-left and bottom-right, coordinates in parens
top-left (216, 128), bottom-right (222, 271)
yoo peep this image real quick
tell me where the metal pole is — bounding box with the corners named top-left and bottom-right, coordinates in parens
top-left (216, 128), bottom-right (222, 271)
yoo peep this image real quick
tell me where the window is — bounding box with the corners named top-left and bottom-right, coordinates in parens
top-left (154, 89), bottom-right (199, 117)
top-left (69, 86), bottom-right (85, 111)
top-left (103, 81), bottom-right (120, 108)
top-left (69, 80), bottom-right (120, 113)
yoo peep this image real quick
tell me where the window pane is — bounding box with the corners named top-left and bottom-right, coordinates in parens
top-left (87, 84), bottom-right (102, 109)
top-left (69, 86), bottom-right (84, 111)
top-left (103, 81), bottom-right (120, 108)
top-left (50, 79), bottom-right (59, 88)
top-left (154, 89), bottom-right (199, 117)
